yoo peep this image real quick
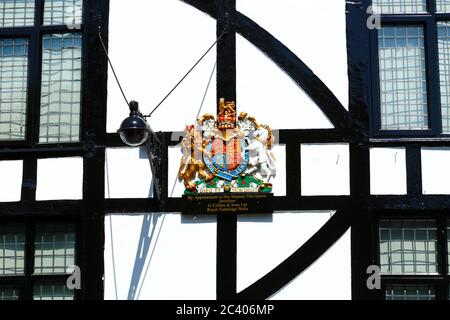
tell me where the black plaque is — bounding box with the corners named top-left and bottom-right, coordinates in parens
top-left (182, 193), bottom-right (274, 215)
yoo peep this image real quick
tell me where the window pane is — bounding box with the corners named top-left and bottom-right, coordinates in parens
top-left (0, 0), bottom-right (35, 27)
top-left (437, 22), bottom-right (450, 133)
top-left (43, 0), bottom-right (82, 26)
top-left (0, 225), bottom-right (25, 276)
top-left (34, 224), bottom-right (75, 274)
top-left (378, 26), bottom-right (428, 130)
top-left (379, 220), bottom-right (438, 275)
top-left (372, 0), bottom-right (427, 14)
top-left (436, 0), bottom-right (450, 12)
top-left (33, 281), bottom-right (74, 300)
top-left (0, 38), bottom-right (28, 141)
top-left (39, 33), bottom-right (82, 143)
top-left (448, 222), bottom-right (450, 274)
top-left (0, 287), bottom-right (19, 300)
top-left (386, 285), bottom-right (435, 300)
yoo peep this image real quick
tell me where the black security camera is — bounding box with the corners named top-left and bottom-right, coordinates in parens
top-left (117, 101), bottom-right (151, 147)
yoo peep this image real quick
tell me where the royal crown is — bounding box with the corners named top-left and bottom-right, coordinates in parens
top-left (217, 98), bottom-right (236, 130)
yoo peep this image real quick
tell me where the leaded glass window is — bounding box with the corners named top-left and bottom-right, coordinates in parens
top-left (447, 222), bottom-right (450, 274)
top-left (0, 38), bottom-right (28, 141)
top-left (438, 22), bottom-right (450, 133)
top-left (33, 281), bottom-right (74, 300)
top-left (0, 287), bottom-right (19, 300)
top-left (379, 220), bottom-right (438, 274)
top-left (436, 0), bottom-right (450, 12)
top-left (39, 33), bottom-right (82, 143)
top-left (34, 224), bottom-right (75, 274)
top-left (0, 0), bottom-right (35, 27)
top-left (378, 26), bottom-right (428, 131)
top-left (0, 1), bottom-right (84, 144)
top-left (386, 285), bottom-right (436, 300)
top-left (43, 0), bottom-right (82, 26)
top-left (0, 225), bottom-right (25, 276)
top-left (372, 0), bottom-right (427, 14)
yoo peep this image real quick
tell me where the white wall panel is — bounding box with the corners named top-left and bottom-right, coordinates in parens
top-left (0, 160), bottom-right (23, 202)
top-left (167, 145), bottom-right (188, 198)
top-left (36, 157), bottom-right (83, 201)
top-left (422, 148), bottom-right (450, 194)
top-left (107, 0), bottom-right (217, 133)
top-left (104, 214), bottom-right (151, 300)
top-left (237, 211), bottom-right (334, 292)
top-left (270, 229), bottom-right (351, 300)
top-left (106, 0), bottom-right (352, 301)
top-left (270, 145), bottom-right (286, 197)
top-left (237, 35), bottom-right (334, 130)
top-left (105, 148), bottom-right (153, 199)
top-left (370, 148), bottom-right (407, 195)
top-left (301, 144), bottom-right (350, 196)
top-left (237, 0), bottom-right (349, 110)
top-left (105, 213), bottom-right (217, 300)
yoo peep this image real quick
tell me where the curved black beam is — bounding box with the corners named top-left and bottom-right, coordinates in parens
top-left (234, 13), bottom-right (350, 130)
top-left (236, 210), bottom-right (352, 299)
top-left (179, 0), bottom-right (354, 299)
top-left (180, 0), bottom-right (351, 130)
top-left (180, 0), bottom-right (217, 18)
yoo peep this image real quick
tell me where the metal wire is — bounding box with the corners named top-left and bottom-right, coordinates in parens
top-left (98, 30), bottom-right (226, 116)
top-left (134, 60), bottom-right (218, 300)
top-left (98, 30), bottom-right (130, 107)
top-left (146, 31), bottom-right (226, 118)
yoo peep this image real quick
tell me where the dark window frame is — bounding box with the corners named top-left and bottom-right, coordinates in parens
top-left (0, 218), bottom-right (81, 300)
top-left (0, 0), bottom-right (108, 301)
top-left (373, 211), bottom-right (450, 300)
top-left (0, 0), bottom-right (86, 148)
top-left (370, 0), bottom-right (450, 138)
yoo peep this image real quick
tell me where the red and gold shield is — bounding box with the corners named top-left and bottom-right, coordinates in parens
top-left (211, 138), bottom-right (243, 172)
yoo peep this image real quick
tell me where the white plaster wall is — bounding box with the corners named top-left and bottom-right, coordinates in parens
top-left (270, 229), bottom-right (351, 300)
top-left (106, 0), bottom-right (351, 300)
top-left (104, 213), bottom-right (216, 300)
top-left (237, 0), bottom-right (349, 111)
top-left (36, 157), bottom-right (83, 201)
top-left (104, 214), bottom-right (149, 300)
top-left (301, 144), bottom-right (350, 196)
top-left (236, 34), bottom-right (334, 130)
top-left (105, 147), bottom-right (153, 199)
top-left (106, 0), bottom-right (220, 289)
top-left (370, 148), bottom-right (407, 195)
top-left (0, 160), bottom-right (23, 202)
top-left (422, 148), bottom-right (450, 194)
top-left (167, 145), bottom-right (190, 198)
top-left (237, 211), bottom-right (335, 293)
top-left (107, 0), bottom-right (217, 133)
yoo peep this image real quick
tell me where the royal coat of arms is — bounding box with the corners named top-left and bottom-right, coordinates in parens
top-left (178, 98), bottom-right (276, 194)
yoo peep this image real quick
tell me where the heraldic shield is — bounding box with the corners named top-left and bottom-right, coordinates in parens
top-left (178, 98), bottom-right (276, 195)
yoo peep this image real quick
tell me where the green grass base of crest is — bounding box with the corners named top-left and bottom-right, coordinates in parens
top-left (184, 175), bottom-right (272, 195)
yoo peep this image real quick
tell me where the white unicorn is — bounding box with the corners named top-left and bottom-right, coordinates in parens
top-left (244, 126), bottom-right (277, 185)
